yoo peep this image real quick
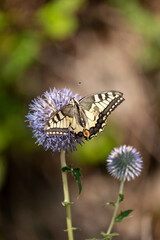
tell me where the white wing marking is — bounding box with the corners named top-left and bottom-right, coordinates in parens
top-left (95, 103), bottom-right (104, 111)
top-left (84, 110), bottom-right (95, 121)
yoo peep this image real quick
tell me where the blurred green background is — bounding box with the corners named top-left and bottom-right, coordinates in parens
top-left (0, 0), bottom-right (160, 239)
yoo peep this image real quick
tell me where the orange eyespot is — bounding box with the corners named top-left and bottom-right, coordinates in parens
top-left (83, 130), bottom-right (90, 137)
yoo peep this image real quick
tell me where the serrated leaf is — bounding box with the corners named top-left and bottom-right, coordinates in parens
top-left (71, 167), bottom-right (82, 195)
top-left (62, 201), bottom-right (74, 206)
top-left (119, 194), bottom-right (124, 202)
top-left (61, 165), bottom-right (82, 195)
top-left (115, 209), bottom-right (133, 222)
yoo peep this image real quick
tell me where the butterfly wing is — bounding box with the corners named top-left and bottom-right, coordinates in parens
top-left (44, 101), bottom-right (86, 136)
top-left (79, 91), bottom-right (124, 138)
top-left (44, 104), bottom-right (75, 136)
top-left (44, 91), bottom-right (124, 138)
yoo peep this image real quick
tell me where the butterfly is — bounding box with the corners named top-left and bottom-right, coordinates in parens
top-left (44, 91), bottom-right (124, 139)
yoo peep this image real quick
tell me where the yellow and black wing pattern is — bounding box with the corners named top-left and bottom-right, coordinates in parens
top-left (44, 104), bottom-right (75, 136)
top-left (44, 91), bottom-right (124, 139)
top-left (78, 91), bottom-right (124, 138)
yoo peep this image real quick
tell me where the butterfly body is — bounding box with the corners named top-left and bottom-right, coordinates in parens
top-left (44, 91), bottom-right (124, 139)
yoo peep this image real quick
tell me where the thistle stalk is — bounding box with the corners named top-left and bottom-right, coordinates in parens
top-left (60, 150), bottom-right (74, 240)
top-left (107, 178), bottom-right (125, 235)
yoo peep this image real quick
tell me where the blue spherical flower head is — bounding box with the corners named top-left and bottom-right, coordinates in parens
top-left (26, 88), bottom-right (83, 154)
top-left (107, 145), bottom-right (143, 181)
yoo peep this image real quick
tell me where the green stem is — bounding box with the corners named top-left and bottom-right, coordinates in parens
top-left (60, 150), bottom-right (74, 240)
top-left (107, 178), bottom-right (125, 235)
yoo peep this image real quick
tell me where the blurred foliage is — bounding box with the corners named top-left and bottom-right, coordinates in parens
top-left (1, 32), bottom-right (40, 82)
top-left (0, 156), bottom-right (7, 190)
top-left (0, 10), bottom-right (9, 31)
top-left (108, 0), bottom-right (160, 71)
top-left (71, 121), bottom-right (124, 166)
top-left (37, 0), bottom-right (84, 40)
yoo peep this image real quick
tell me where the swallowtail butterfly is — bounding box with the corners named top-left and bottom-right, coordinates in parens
top-left (44, 91), bottom-right (124, 139)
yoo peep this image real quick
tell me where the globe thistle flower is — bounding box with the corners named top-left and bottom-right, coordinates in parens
top-left (107, 145), bottom-right (143, 181)
top-left (26, 88), bottom-right (83, 154)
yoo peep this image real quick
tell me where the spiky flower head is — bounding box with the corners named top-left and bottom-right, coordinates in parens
top-left (26, 88), bottom-right (82, 154)
top-left (107, 145), bottom-right (143, 181)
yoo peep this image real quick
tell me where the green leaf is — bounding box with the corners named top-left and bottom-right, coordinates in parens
top-left (103, 194), bottom-right (123, 208)
top-left (115, 209), bottom-right (133, 222)
top-left (119, 193), bottom-right (124, 202)
top-left (61, 165), bottom-right (82, 195)
top-left (62, 165), bottom-right (71, 172)
top-left (103, 201), bottom-right (115, 207)
top-left (71, 167), bottom-right (82, 195)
